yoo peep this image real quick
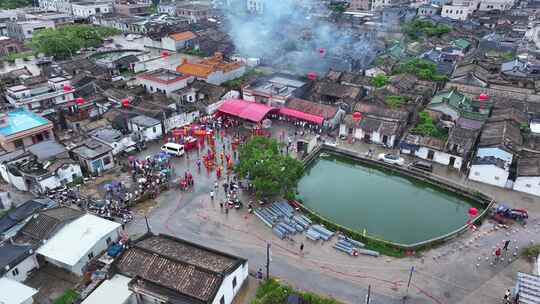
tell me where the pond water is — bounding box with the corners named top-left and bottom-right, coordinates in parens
top-left (297, 153), bottom-right (479, 245)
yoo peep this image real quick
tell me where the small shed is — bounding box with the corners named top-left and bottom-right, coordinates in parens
top-left (0, 277), bottom-right (38, 304)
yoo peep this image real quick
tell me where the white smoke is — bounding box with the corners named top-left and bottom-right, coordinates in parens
top-left (219, 0), bottom-right (377, 74)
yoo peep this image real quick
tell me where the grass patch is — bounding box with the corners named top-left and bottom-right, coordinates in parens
top-left (252, 279), bottom-right (342, 304)
top-left (54, 289), bottom-right (79, 304)
top-left (2, 51), bottom-right (35, 63)
top-left (385, 95), bottom-right (406, 108)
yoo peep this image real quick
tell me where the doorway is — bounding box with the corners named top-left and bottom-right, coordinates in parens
top-left (427, 150), bottom-right (435, 160)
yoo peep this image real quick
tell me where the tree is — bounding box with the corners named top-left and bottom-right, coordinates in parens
top-left (31, 25), bottom-right (120, 59)
top-left (371, 74), bottom-right (389, 88)
top-left (236, 136), bottom-right (304, 199)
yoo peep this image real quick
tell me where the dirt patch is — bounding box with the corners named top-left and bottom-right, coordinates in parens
top-left (132, 199), bottom-right (158, 215)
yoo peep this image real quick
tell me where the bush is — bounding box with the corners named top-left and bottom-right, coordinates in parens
top-left (252, 279), bottom-right (341, 304)
top-left (403, 19), bottom-right (451, 39)
top-left (411, 111), bottom-right (448, 140)
top-left (393, 59), bottom-right (448, 81)
top-left (371, 74), bottom-right (389, 88)
top-left (523, 244), bottom-right (540, 261)
top-left (54, 289), bottom-right (79, 304)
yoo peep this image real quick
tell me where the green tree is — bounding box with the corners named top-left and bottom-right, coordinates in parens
top-left (31, 25), bottom-right (120, 59)
top-left (371, 74), bottom-right (389, 88)
top-left (0, 0), bottom-right (32, 9)
top-left (236, 136), bottom-right (304, 199)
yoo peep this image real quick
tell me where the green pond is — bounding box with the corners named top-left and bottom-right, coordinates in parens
top-left (297, 153), bottom-right (480, 245)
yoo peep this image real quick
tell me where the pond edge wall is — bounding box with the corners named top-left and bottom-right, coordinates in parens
top-left (299, 144), bottom-right (495, 251)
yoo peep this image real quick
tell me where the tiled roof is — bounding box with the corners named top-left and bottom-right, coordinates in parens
top-left (15, 207), bottom-right (83, 245)
top-left (479, 120), bottom-right (523, 150)
top-left (177, 62), bottom-right (214, 77)
top-left (287, 98), bottom-right (338, 119)
top-left (115, 234), bottom-right (246, 303)
top-left (517, 157), bottom-right (540, 177)
top-left (169, 31), bottom-right (197, 41)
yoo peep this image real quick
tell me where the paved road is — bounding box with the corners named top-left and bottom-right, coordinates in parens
top-left (125, 131), bottom-right (540, 304)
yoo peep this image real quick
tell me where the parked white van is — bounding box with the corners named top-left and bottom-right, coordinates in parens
top-left (161, 143), bottom-right (185, 156)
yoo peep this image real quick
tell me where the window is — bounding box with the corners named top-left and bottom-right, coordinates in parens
top-left (474, 172), bottom-right (480, 176)
top-left (152, 127), bottom-right (157, 133)
top-left (232, 276), bottom-right (237, 289)
top-left (494, 176), bottom-right (500, 180)
top-left (13, 139), bottom-right (23, 149)
top-left (220, 296), bottom-right (225, 304)
top-left (526, 184), bottom-right (532, 188)
top-left (87, 252), bottom-right (94, 260)
top-left (11, 268), bottom-right (19, 276)
top-left (103, 156), bottom-right (112, 165)
top-left (106, 237), bottom-right (112, 245)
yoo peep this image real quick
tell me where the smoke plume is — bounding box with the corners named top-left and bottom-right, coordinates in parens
top-left (219, 0), bottom-right (376, 74)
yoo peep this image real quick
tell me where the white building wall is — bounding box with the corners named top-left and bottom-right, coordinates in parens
top-left (413, 147), bottom-right (462, 169)
top-left (4, 254), bottom-right (39, 282)
top-left (56, 164), bottom-right (83, 184)
top-left (476, 147), bottom-right (513, 163)
top-left (138, 77), bottom-right (191, 96)
top-left (441, 4), bottom-right (470, 20)
top-left (468, 164), bottom-right (509, 188)
top-left (63, 228), bottom-right (120, 276)
top-left (38, 175), bottom-right (61, 192)
top-left (211, 262), bottom-right (249, 304)
top-left (514, 176), bottom-right (540, 197)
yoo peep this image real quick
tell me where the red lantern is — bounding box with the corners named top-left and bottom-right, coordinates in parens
top-left (307, 72), bottom-right (317, 81)
top-left (478, 93), bottom-right (488, 101)
top-left (161, 50), bottom-right (170, 57)
top-left (352, 111), bottom-right (362, 122)
top-left (468, 207), bottom-right (478, 217)
top-left (75, 97), bottom-right (85, 106)
top-left (121, 98), bottom-right (130, 107)
top-left (63, 84), bottom-right (72, 92)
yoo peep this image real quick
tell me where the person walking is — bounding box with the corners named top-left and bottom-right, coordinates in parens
top-left (503, 240), bottom-right (511, 253)
top-left (495, 247), bottom-right (502, 263)
top-left (504, 289), bottom-right (511, 303)
top-left (300, 242), bottom-right (304, 256)
top-left (210, 190), bottom-right (214, 201)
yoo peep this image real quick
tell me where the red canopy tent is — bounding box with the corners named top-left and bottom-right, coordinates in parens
top-left (278, 107), bottom-right (324, 125)
top-left (217, 99), bottom-right (275, 123)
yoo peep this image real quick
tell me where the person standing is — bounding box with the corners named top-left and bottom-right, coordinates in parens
top-left (504, 289), bottom-right (511, 303)
top-left (503, 240), bottom-right (511, 253)
top-left (300, 242), bottom-right (304, 256)
top-left (210, 190), bottom-right (214, 201)
top-left (495, 247), bottom-right (502, 263)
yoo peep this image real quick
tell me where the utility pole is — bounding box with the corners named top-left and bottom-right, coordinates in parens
top-left (266, 242), bottom-right (270, 280)
top-left (404, 266), bottom-right (414, 302)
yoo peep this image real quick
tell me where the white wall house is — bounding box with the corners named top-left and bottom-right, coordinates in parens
top-left (37, 214), bottom-right (121, 276)
top-left (441, 4), bottom-right (470, 20)
top-left (137, 69), bottom-right (192, 97)
top-left (402, 145), bottom-right (463, 169)
top-left (161, 31), bottom-right (196, 51)
top-left (3, 253), bottom-right (39, 283)
top-left (246, 0), bottom-right (264, 14)
top-left (0, 277), bottom-right (38, 304)
top-left (72, 2), bottom-right (113, 18)
top-left (513, 157), bottom-right (540, 197)
top-left (468, 146), bottom-right (513, 188)
top-left (128, 115), bottom-right (163, 141)
top-left (478, 0), bottom-right (514, 11)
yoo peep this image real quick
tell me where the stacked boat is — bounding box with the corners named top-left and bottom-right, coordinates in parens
top-left (305, 224), bottom-right (334, 241)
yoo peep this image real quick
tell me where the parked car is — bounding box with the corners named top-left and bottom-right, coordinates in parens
top-left (410, 160), bottom-right (433, 172)
top-left (377, 153), bottom-right (405, 166)
top-left (161, 143), bottom-right (185, 157)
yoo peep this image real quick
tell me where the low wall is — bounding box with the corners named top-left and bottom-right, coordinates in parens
top-left (298, 144), bottom-right (495, 252)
